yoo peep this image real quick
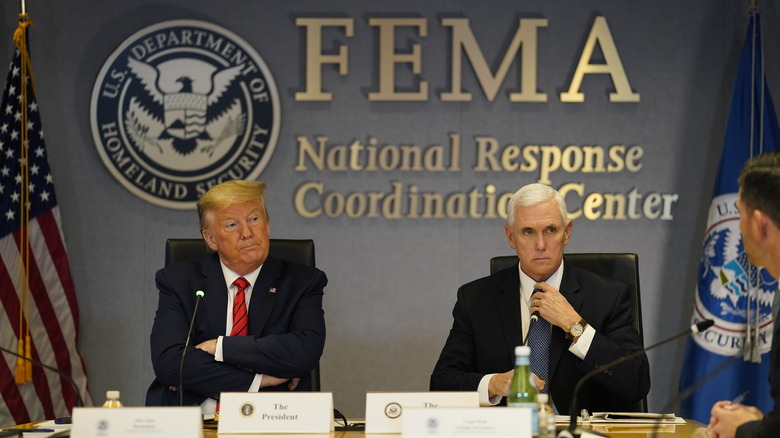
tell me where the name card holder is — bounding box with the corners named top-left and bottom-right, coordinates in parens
top-left (402, 407), bottom-right (531, 438)
top-left (71, 406), bottom-right (202, 438)
top-left (217, 391), bottom-right (333, 434)
top-left (365, 391), bottom-right (479, 434)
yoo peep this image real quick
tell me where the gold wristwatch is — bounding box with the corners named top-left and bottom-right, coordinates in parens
top-left (566, 318), bottom-right (587, 339)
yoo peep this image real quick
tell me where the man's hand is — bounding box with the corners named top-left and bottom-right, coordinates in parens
top-left (708, 401), bottom-right (763, 438)
top-left (488, 370), bottom-right (513, 398)
top-left (196, 339), bottom-right (217, 355)
top-left (531, 282), bottom-right (581, 332)
top-left (532, 373), bottom-right (546, 393)
top-left (260, 375), bottom-right (301, 391)
top-left (488, 371), bottom-right (547, 398)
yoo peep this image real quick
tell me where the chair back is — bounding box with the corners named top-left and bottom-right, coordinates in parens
top-left (490, 253), bottom-right (646, 412)
top-left (164, 238), bottom-right (320, 391)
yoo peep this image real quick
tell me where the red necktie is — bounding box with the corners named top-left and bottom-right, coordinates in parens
top-left (230, 277), bottom-right (250, 336)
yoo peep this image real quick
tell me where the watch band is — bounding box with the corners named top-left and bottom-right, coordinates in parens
top-left (566, 318), bottom-right (587, 339)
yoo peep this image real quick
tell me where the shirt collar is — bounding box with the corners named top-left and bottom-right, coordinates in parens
top-left (518, 260), bottom-right (564, 297)
top-left (218, 259), bottom-right (263, 292)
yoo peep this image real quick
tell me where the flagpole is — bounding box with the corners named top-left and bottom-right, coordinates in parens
top-left (20, 0), bottom-right (25, 15)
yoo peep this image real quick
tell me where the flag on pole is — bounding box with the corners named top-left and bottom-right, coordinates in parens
top-left (679, 7), bottom-right (780, 423)
top-left (0, 15), bottom-right (91, 425)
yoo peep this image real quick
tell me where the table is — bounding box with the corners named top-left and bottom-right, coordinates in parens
top-left (199, 421), bottom-right (707, 437)
top-left (5, 419), bottom-right (706, 437)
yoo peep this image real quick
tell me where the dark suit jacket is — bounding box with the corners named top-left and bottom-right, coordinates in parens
top-left (736, 315), bottom-right (780, 437)
top-left (430, 262), bottom-right (650, 413)
top-left (145, 253), bottom-right (327, 406)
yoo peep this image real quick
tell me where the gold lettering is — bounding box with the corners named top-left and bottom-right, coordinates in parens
top-left (441, 18), bottom-right (548, 102)
top-left (558, 183), bottom-right (584, 220)
top-left (368, 18), bottom-right (428, 101)
top-left (560, 16), bottom-right (639, 103)
top-left (295, 18), bottom-right (354, 101)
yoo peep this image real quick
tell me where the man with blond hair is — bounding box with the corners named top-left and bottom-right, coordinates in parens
top-left (146, 180), bottom-right (327, 411)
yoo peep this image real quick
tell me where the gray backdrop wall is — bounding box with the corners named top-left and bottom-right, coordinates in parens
top-left (1, 0), bottom-right (778, 419)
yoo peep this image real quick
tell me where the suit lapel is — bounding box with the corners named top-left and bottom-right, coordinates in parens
top-left (201, 253), bottom-right (229, 337)
top-left (549, 262), bottom-right (583, 378)
top-left (496, 266), bottom-right (523, 359)
top-left (247, 257), bottom-right (282, 335)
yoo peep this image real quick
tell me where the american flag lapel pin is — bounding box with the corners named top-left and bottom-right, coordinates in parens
top-left (269, 287), bottom-right (277, 294)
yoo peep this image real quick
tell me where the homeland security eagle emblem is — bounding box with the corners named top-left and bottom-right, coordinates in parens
top-left (90, 19), bottom-right (279, 209)
top-left (692, 193), bottom-right (776, 357)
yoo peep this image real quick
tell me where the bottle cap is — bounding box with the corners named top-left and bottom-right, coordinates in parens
top-left (538, 393), bottom-right (549, 403)
top-left (106, 390), bottom-right (120, 399)
top-left (515, 345), bottom-right (530, 357)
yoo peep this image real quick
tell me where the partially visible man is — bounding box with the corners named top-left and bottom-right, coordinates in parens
top-left (146, 180), bottom-right (326, 410)
top-left (430, 183), bottom-right (649, 413)
top-left (709, 151), bottom-right (780, 438)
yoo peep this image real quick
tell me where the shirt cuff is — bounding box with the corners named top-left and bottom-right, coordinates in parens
top-left (568, 324), bottom-right (596, 359)
top-left (249, 374), bottom-right (264, 391)
top-left (215, 336), bottom-right (224, 362)
top-left (478, 373), bottom-right (503, 406)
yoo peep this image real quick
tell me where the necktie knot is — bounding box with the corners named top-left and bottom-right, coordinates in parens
top-left (233, 277), bottom-right (250, 291)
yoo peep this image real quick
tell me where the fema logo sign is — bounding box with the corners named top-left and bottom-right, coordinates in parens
top-left (692, 193), bottom-right (776, 356)
top-left (90, 19), bottom-right (280, 209)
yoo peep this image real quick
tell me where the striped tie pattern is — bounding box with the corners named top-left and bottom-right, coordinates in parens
top-left (230, 277), bottom-right (250, 336)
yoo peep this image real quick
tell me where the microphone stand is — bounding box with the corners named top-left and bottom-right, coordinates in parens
top-left (0, 345), bottom-right (84, 409)
top-left (559, 319), bottom-right (714, 438)
top-left (649, 353), bottom-right (742, 438)
top-left (179, 287), bottom-right (205, 406)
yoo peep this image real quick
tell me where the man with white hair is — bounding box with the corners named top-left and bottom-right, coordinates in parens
top-left (430, 183), bottom-right (650, 413)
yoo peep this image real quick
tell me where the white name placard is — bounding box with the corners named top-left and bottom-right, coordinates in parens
top-left (365, 392), bottom-right (479, 434)
top-left (402, 407), bottom-right (531, 438)
top-left (217, 392), bottom-right (333, 434)
top-left (71, 407), bottom-right (202, 438)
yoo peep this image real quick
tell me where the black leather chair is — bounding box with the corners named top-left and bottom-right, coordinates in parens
top-left (164, 238), bottom-right (321, 391)
top-left (490, 253), bottom-right (647, 412)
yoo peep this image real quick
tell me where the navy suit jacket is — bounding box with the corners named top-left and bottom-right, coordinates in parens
top-left (146, 253), bottom-right (326, 406)
top-left (430, 262), bottom-right (650, 413)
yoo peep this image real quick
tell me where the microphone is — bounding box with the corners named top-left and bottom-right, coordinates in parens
top-left (179, 283), bottom-right (206, 406)
top-left (0, 344), bottom-right (84, 409)
top-left (524, 288), bottom-right (544, 346)
top-left (558, 319), bottom-right (715, 438)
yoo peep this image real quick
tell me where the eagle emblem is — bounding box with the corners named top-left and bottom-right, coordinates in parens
top-left (126, 57), bottom-right (246, 156)
top-left (698, 225), bottom-right (775, 322)
top-left (692, 194), bottom-right (775, 357)
top-left (90, 19), bottom-right (280, 209)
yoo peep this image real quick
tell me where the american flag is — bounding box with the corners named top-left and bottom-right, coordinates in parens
top-left (0, 23), bottom-right (90, 425)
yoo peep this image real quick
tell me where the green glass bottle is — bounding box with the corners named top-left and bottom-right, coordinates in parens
top-left (508, 345), bottom-right (538, 437)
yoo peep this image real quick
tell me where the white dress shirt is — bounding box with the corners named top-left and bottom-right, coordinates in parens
top-left (477, 261), bottom-right (596, 406)
top-left (201, 261), bottom-right (264, 415)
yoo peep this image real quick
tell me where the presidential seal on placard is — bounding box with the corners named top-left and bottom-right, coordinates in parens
top-left (692, 193), bottom-right (776, 356)
top-left (90, 19), bottom-right (280, 209)
top-left (384, 402), bottom-right (402, 419)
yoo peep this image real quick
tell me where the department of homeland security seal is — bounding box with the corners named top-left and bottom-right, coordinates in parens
top-left (90, 19), bottom-right (280, 209)
top-left (692, 193), bottom-right (776, 356)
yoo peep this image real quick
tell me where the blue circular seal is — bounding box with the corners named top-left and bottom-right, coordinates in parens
top-left (90, 19), bottom-right (280, 209)
top-left (692, 193), bottom-right (776, 356)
